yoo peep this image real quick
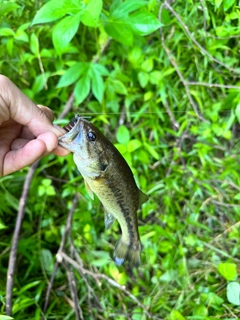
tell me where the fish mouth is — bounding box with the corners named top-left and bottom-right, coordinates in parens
top-left (58, 116), bottom-right (83, 150)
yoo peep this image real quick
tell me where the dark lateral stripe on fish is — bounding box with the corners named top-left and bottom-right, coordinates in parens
top-left (108, 183), bottom-right (137, 244)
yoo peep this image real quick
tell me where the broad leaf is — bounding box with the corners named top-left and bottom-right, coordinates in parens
top-left (227, 282), bottom-right (240, 305)
top-left (111, 0), bottom-right (147, 16)
top-left (82, 0), bottom-right (102, 27)
top-left (52, 13), bottom-right (82, 53)
top-left (129, 11), bottom-right (163, 36)
top-left (32, 0), bottom-right (67, 25)
top-left (74, 74), bottom-right (91, 104)
top-left (91, 66), bottom-right (104, 103)
top-left (57, 62), bottom-right (86, 88)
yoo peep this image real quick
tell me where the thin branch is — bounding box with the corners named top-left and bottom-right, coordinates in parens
top-left (159, 3), bottom-right (208, 123)
top-left (164, 1), bottom-right (240, 74)
top-left (64, 261), bottom-right (84, 320)
top-left (6, 160), bottom-right (40, 315)
top-left (43, 193), bottom-right (80, 314)
top-left (59, 252), bottom-right (163, 320)
top-left (199, 0), bottom-right (207, 32)
top-left (187, 81), bottom-right (240, 90)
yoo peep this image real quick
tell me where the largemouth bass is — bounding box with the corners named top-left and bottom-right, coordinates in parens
top-left (58, 115), bottom-right (148, 267)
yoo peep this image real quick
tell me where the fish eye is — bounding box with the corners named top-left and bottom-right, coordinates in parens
top-left (87, 131), bottom-right (96, 142)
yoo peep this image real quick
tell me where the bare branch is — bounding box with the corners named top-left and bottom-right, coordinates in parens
top-left (59, 252), bottom-right (163, 320)
top-left (6, 160), bottom-right (40, 315)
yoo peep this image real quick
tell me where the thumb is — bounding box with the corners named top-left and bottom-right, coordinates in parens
top-left (0, 75), bottom-right (63, 137)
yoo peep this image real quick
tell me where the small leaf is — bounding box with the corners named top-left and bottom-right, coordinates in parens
top-left (81, 0), bottom-right (102, 27)
top-left (30, 33), bottom-right (39, 55)
top-left (110, 79), bottom-right (127, 95)
top-left (227, 282), bottom-right (240, 305)
top-left (52, 13), bottom-right (81, 53)
top-left (116, 126), bottom-right (130, 145)
top-left (138, 71), bottom-right (149, 88)
top-left (169, 310), bottom-right (185, 320)
top-left (127, 139), bottom-right (142, 152)
top-left (129, 11), bottom-right (163, 36)
top-left (57, 62), bottom-right (85, 88)
top-left (218, 262), bottom-right (237, 281)
top-left (0, 2), bottom-right (19, 17)
top-left (234, 193), bottom-right (240, 200)
top-left (111, 0), bottom-right (147, 16)
top-left (91, 66), bottom-right (104, 103)
top-left (32, 73), bottom-right (49, 94)
top-left (0, 28), bottom-right (15, 37)
top-left (32, 0), bottom-right (67, 25)
top-left (74, 75), bottom-right (91, 104)
top-left (224, 0), bottom-right (235, 11)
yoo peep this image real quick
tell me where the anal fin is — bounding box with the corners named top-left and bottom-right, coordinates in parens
top-left (104, 209), bottom-right (116, 230)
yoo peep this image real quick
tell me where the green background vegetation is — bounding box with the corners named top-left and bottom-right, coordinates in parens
top-left (1, 0), bottom-right (240, 319)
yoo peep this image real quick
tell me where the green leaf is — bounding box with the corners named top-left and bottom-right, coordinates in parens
top-left (215, 0), bottom-right (223, 8)
top-left (0, 28), bottom-right (15, 37)
top-left (57, 62), bottom-right (86, 87)
top-left (91, 65), bottom-right (104, 103)
top-left (81, 0), bottom-right (102, 27)
top-left (116, 125), bottom-right (130, 144)
top-left (235, 104), bottom-right (240, 123)
top-left (234, 193), bottom-right (240, 200)
top-left (218, 262), bottom-right (237, 281)
top-left (32, 0), bottom-right (67, 25)
top-left (224, 0), bottom-right (235, 11)
top-left (111, 0), bottom-right (147, 16)
top-left (138, 71), bottom-right (149, 88)
top-left (102, 13), bottom-right (134, 46)
top-left (30, 33), bottom-right (39, 55)
top-left (32, 73), bottom-right (50, 94)
top-left (74, 74), bottom-right (91, 104)
top-left (169, 310), bottom-right (185, 320)
top-left (129, 11), bottom-right (163, 36)
top-left (41, 249), bottom-right (54, 275)
top-left (110, 79), bottom-right (127, 95)
top-left (144, 143), bottom-right (159, 160)
top-left (227, 282), bottom-right (240, 305)
top-left (52, 13), bottom-right (82, 53)
top-left (0, 2), bottom-right (19, 17)
top-left (127, 139), bottom-right (142, 152)
top-left (0, 316), bottom-right (14, 320)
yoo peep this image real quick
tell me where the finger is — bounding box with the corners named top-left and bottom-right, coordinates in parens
top-left (0, 75), bottom-right (63, 137)
top-left (11, 138), bottom-right (29, 150)
top-left (37, 105), bottom-right (55, 122)
top-left (3, 139), bottom-right (47, 176)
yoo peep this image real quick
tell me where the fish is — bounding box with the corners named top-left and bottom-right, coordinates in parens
top-left (58, 115), bottom-right (148, 267)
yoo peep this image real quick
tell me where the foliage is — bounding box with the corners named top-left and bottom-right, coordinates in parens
top-left (1, 0), bottom-right (240, 319)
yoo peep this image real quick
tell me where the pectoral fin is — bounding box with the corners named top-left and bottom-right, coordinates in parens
top-left (139, 189), bottom-right (148, 207)
top-left (104, 209), bottom-right (116, 230)
top-left (84, 180), bottom-right (94, 200)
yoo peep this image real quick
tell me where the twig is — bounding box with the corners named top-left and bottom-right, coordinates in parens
top-left (187, 81), bottom-right (240, 90)
top-left (163, 98), bottom-right (179, 130)
top-left (43, 193), bottom-right (80, 314)
top-left (58, 92), bottom-right (75, 120)
top-left (199, 0), bottom-right (207, 33)
top-left (164, 1), bottom-right (240, 74)
top-left (159, 3), bottom-right (207, 123)
top-left (64, 261), bottom-right (84, 320)
top-left (59, 252), bottom-right (163, 320)
top-left (6, 160), bottom-right (40, 315)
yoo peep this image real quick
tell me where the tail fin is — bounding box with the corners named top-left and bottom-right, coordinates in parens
top-left (113, 238), bottom-right (141, 268)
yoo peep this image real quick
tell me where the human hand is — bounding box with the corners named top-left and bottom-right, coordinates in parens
top-left (0, 75), bottom-right (69, 176)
